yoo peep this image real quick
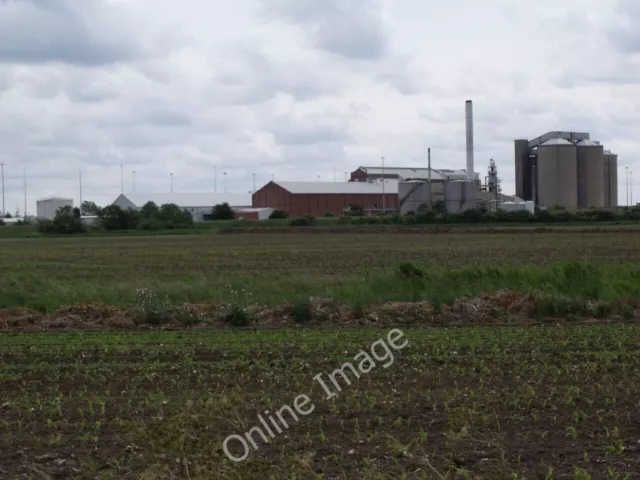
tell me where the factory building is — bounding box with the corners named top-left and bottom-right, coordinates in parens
top-left (36, 197), bottom-right (74, 220)
top-left (350, 166), bottom-right (480, 184)
top-left (252, 181), bottom-right (398, 216)
top-left (112, 193), bottom-right (252, 222)
top-left (514, 132), bottom-right (618, 209)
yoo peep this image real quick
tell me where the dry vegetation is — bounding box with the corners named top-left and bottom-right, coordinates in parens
top-left (0, 231), bottom-right (639, 478)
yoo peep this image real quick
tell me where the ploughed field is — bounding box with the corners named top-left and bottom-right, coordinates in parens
top-left (1, 326), bottom-right (639, 479)
top-left (1, 232), bottom-right (640, 478)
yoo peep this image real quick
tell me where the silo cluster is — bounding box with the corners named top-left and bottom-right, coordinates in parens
top-left (514, 132), bottom-right (618, 209)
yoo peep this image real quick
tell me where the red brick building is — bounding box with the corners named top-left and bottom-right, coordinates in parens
top-left (252, 181), bottom-right (399, 217)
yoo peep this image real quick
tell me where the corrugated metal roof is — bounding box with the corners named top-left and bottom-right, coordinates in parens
top-left (117, 192), bottom-right (252, 208)
top-left (236, 208), bottom-right (273, 213)
top-left (276, 181), bottom-right (399, 195)
top-left (358, 166), bottom-right (477, 181)
top-left (576, 139), bottom-right (599, 147)
top-left (539, 138), bottom-right (573, 146)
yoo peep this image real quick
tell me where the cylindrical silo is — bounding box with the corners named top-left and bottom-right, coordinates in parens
top-left (577, 140), bottom-right (604, 208)
top-left (444, 181), bottom-right (463, 213)
top-left (604, 153), bottom-right (618, 207)
top-left (514, 139), bottom-right (529, 200)
top-left (537, 138), bottom-right (577, 209)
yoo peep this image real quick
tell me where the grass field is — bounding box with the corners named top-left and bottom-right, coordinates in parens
top-left (1, 232), bottom-right (640, 311)
top-left (1, 231), bottom-right (639, 478)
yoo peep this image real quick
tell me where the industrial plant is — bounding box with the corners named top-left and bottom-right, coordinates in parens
top-left (2, 102), bottom-right (624, 223)
top-left (514, 132), bottom-right (619, 209)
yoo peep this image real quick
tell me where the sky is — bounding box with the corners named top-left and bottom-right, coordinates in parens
top-left (0, 0), bottom-right (638, 215)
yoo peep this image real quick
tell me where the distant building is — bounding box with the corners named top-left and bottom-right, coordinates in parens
top-left (350, 166), bottom-right (480, 184)
top-left (514, 131), bottom-right (618, 209)
top-left (36, 197), bottom-right (73, 220)
top-left (252, 181), bottom-right (398, 217)
top-left (112, 193), bottom-right (252, 222)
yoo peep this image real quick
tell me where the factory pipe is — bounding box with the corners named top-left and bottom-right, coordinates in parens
top-left (465, 100), bottom-right (474, 182)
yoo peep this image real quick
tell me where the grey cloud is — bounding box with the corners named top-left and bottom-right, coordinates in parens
top-left (608, 0), bottom-right (640, 54)
top-left (259, 0), bottom-right (389, 60)
top-left (206, 45), bottom-right (341, 105)
top-left (0, 0), bottom-right (142, 66)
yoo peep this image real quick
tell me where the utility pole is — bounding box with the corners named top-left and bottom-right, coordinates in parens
top-left (224, 172), bottom-right (227, 193)
top-left (334, 167), bottom-right (336, 182)
top-left (120, 164), bottom-right (123, 193)
top-left (381, 156), bottom-right (386, 214)
top-left (133, 170), bottom-right (136, 192)
top-left (1, 162), bottom-right (4, 217)
top-left (631, 171), bottom-right (634, 206)
top-left (23, 167), bottom-right (26, 219)
top-left (253, 173), bottom-right (256, 192)
top-left (428, 148), bottom-right (432, 207)
top-left (214, 165), bottom-right (217, 193)
top-left (79, 171), bottom-right (83, 210)
top-left (170, 173), bottom-right (173, 193)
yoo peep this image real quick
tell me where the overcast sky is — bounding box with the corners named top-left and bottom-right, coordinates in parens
top-left (0, 0), bottom-right (638, 215)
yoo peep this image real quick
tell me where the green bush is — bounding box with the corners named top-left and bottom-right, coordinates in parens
top-left (337, 215), bottom-right (351, 225)
top-left (36, 206), bottom-right (87, 234)
top-left (269, 209), bottom-right (288, 219)
top-left (290, 215), bottom-right (316, 226)
top-left (324, 211), bottom-right (336, 217)
top-left (211, 203), bottom-right (235, 220)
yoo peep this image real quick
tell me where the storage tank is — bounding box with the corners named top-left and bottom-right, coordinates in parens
top-left (462, 181), bottom-right (477, 211)
top-left (537, 138), bottom-right (577, 209)
top-left (444, 181), bottom-right (463, 213)
top-left (444, 181), bottom-right (476, 212)
top-left (36, 197), bottom-right (74, 220)
top-left (576, 140), bottom-right (604, 208)
top-left (514, 139), bottom-right (529, 200)
top-left (603, 152), bottom-right (618, 207)
top-left (399, 181), bottom-right (433, 214)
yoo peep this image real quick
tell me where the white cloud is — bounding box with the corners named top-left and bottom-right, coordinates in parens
top-left (0, 0), bottom-right (638, 216)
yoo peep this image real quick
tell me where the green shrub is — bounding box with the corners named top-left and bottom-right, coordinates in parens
top-left (397, 261), bottom-right (425, 278)
top-left (290, 215), bottom-right (316, 226)
top-left (324, 211), bottom-right (336, 217)
top-left (224, 305), bottom-right (252, 327)
top-left (337, 215), bottom-right (351, 225)
top-left (292, 300), bottom-right (312, 323)
top-left (269, 209), bottom-right (288, 219)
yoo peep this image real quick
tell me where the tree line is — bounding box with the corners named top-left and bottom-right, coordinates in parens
top-left (35, 201), bottom-right (237, 234)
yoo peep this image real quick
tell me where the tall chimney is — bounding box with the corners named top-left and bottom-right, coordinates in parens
top-left (465, 100), bottom-right (474, 182)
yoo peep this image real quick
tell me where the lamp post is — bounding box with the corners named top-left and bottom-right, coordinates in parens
top-left (133, 170), bottom-right (136, 192)
top-left (1, 162), bottom-right (4, 217)
top-left (381, 156), bottom-right (386, 213)
top-left (120, 164), bottom-right (123, 193)
top-left (170, 173), bottom-right (173, 193)
top-left (223, 172), bottom-right (227, 193)
top-left (214, 165), bottom-right (217, 193)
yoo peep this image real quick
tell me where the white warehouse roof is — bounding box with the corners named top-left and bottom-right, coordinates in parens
top-left (113, 192), bottom-right (252, 208)
top-left (357, 166), bottom-right (479, 181)
top-left (275, 181), bottom-right (399, 195)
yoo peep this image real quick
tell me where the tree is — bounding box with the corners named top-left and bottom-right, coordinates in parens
top-left (157, 203), bottom-right (193, 229)
top-left (37, 205), bottom-right (86, 234)
top-left (211, 203), bottom-right (235, 220)
top-left (269, 209), bottom-right (288, 219)
top-left (81, 201), bottom-right (101, 216)
top-left (140, 201), bottom-right (160, 219)
top-left (98, 205), bottom-right (138, 230)
top-left (4, 212), bottom-right (11, 218)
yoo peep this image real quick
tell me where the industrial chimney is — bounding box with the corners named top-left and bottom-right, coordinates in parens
top-left (465, 100), bottom-right (474, 182)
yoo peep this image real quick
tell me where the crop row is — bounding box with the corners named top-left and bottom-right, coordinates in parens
top-left (0, 325), bottom-right (638, 478)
